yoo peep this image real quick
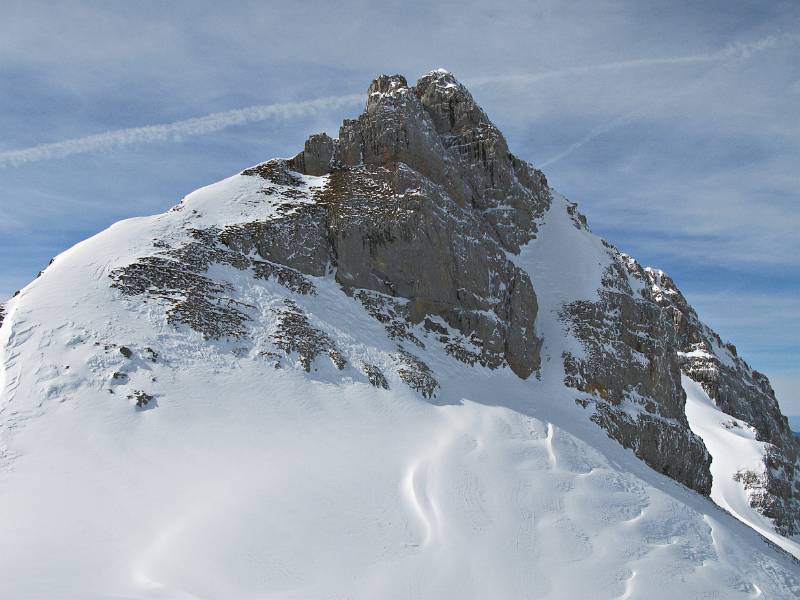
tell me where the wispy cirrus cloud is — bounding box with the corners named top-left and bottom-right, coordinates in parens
top-left (0, 94), bottom-right (361, 168)
top-left (466, 33), bottom-right (800, 87)
top-left (538, 111), bottom-right (639, 168)
top-left (487, 33), bottom-right (800, 168)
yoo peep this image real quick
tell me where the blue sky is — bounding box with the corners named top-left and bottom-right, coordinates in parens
top-left (1, 1), bottom-right (798, 413)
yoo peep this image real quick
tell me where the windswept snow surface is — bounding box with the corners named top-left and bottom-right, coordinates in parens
top-left (0, 180), bottom-right (798, 598)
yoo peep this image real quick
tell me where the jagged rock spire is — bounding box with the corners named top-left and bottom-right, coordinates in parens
top-left (415, 69), bottom-right (486, 135)
top-left (365, 74), bottom-right (409, 113)
top-left (289, 69), bottom-right (549, 252)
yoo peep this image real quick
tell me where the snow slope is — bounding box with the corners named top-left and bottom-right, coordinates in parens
top-left (684, 374), bottom-right (800, 557)
top-left (0, 173), bottom-right (798, 598)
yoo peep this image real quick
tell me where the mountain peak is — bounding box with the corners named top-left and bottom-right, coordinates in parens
top-left (294, 69), bottom-right (489, 171)
top-left (289, 70), bottom-right (547, 250)
top-left (416, 67), bottom-right (463, 94)
top-left (369, 73), bottom-right (409, 93)
top-left (281, 70), bottom-right (553, 380)
top-left (414, 68), bottom-right (484, 134)
top-left (3, 68), bottom-right (800, 597)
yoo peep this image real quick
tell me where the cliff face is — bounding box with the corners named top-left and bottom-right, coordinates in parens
top-left (559, 237), bottom-right (800, 533)
top-left (645, 269), bottom-right (800, 535)
top-left (249, 70), bottom-right (549, 379)
top-left (561, 246), bottom-right (713, 495)
top-left (5, 69), bottom-right (797, 566)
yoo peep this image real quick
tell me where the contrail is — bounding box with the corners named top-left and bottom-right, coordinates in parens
top-left (466, 33), bottom-right (799, 87)
top-left (1, 33), bottom-right (796, 169)
top-left (538, 112), bottom-right (640, 169)
top-left (527, 33), bottom-right (800, 168)
top-left (0, 94), bottom-right (362, 168)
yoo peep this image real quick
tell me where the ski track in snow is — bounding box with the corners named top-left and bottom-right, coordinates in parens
top-left (0, 176), bottom-right (798, 598)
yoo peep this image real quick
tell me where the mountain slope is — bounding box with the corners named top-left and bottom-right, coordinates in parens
top-left (0, 69), bottom-right (798, 598)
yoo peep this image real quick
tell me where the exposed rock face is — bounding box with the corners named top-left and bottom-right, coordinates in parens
top-left (363, 362), bottom-right (389, 389)
top-left (396, 348), bottom-right (439, 399)
top-left (128, 390), bottom-right (154, 409)
top-left (262, 70), bottom-right (549, 378)
top-left (562, 240), bottom-right (713, 495)
top-left (110, 229), bottom-right (254, 339)
top-left (110, 70), bottom-right (549, 392)
top-left (645, 268), bottom-right (800, 535)
top-left (289, 133), bottom-right (336, 177)
top-left (110, 226), bottom-right (298, 340)
top-left (274, 300), bottom-right (347, 372)
top-left (563, 231), bottom-right (799, 528)
top-left (290, 70), bottom-right (550, 253)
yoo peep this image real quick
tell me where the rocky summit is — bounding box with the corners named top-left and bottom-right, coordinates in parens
top-left (1, 70), bottom-right (799, 598)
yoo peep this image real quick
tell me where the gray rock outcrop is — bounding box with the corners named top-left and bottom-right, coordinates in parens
top-left (645, 268), bottom-right (800, 535)
top-left (563, 230), bottom-right (800, 530)
top-left (562, 242), bottom-right (713, 495)
top-left (253, 70), bottom-right (551, 378)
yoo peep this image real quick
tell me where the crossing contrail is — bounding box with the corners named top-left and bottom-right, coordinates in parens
top-left (530, 33), bottom-right (800, 167)
top-left (466, 33), bottom-right (799, 87)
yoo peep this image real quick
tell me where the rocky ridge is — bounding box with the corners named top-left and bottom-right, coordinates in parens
top-left (112, 70), bottom-right (549, 390)
top-left (646, 268), bottom-right (800, 535)
top-left (561, 245), bottom-right (713, 494)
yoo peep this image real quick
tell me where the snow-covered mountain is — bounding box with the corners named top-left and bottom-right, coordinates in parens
top-left (1, 69), bottom-right (798, 598)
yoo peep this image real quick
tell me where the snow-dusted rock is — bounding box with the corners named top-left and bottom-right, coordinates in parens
top-left (646, 267), bottom-right (800, 535)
